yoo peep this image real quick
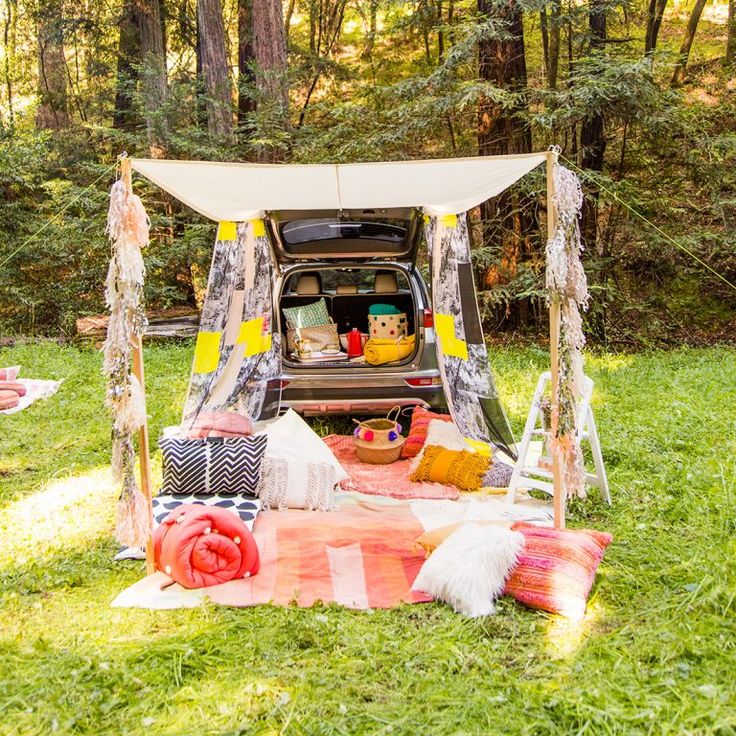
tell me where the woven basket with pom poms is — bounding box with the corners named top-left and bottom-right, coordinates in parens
top-left (353, 407), bottom-right (405, 464)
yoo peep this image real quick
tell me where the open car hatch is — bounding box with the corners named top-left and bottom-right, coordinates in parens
top-left (266, 208), bottom-right (424, 263)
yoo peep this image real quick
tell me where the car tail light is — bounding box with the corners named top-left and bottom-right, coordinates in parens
top-left (269, 379), bottom-right (290, 389)
top-left (405, 376), bottom-right (442, 387)
top-left (423, 308), bottom-right (434, 329)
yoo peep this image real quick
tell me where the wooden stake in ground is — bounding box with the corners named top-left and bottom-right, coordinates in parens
top-left (120, 157), bottom-right (155, 574)
top-left (546, 148), bottom-right (566, 529)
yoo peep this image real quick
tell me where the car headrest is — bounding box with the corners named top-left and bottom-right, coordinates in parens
top-left (374, 272), bottom-right (398, 293)
top-left (295, 273), bottom-right (322, 295)
top-left (336, 285), bottom-right (358, 294)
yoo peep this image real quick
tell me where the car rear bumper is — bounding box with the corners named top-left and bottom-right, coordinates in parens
top-left (278, 380), bottom-right (446, 416)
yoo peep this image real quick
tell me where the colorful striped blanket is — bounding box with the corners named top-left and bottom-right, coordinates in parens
top-left (113, 498), bottom-right (432, 610)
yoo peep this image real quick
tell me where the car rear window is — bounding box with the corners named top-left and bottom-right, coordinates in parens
top-left (279, 218), bottom-right (412, 256)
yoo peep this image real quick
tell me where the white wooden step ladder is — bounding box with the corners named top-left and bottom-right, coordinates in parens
top-left (506, 371), bottom-right (610, 505)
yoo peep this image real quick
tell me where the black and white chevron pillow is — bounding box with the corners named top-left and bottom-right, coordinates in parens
top-left (159, 434), bottom-right (268, 497)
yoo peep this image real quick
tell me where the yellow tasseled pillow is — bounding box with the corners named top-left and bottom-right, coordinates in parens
top-left (410, 445), bottom-right (490, 491)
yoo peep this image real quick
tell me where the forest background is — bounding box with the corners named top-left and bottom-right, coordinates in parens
top-left (0, 0), bottom-right (734, 347)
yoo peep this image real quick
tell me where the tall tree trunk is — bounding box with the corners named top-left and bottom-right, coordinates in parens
top-left (36, 0), bottom-right (71, 129)
top-left (540, 1), bottom-right (560, 88)
top-left (252, 0), bottom-right (290, 156)
top-left (284, 0), bottom-right (296, 42)
top-left (579, 0), bottom-right (607, 249)
top-left (548, 0), bottom-right (560, 89)
top-left (478, 0), bottom-right (531, 156)
top-left (2, 0), bottom-right (15, 130)
top-left (671, 0), bottom-right (708, 86)
top-left (726, 0), bottom-right (736, 67)
top-left (113, 1), bottom-right (142, 130)
top-left (644, 0), bottom-right (668, 54)
top-left (477, 0), bottom-right (535, 315)
top-left (238, 0), bottom-right (256, 125)
top-left (138, 0), bottom-right (168, 154)
top-left (197, 0), bottom-right (233, 139)
top-left (438, 0), bottom-right (445, 61)
top-left (362, 0), bottom-right (379, 60)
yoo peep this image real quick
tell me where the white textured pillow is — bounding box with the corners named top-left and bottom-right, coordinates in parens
top-left (257, 409), bottom-right (349, 485)
top-left (411, 523), bottom-right (524, 617)
top-left (408, 418), bottom-right (475, 472)
top-left (257, 456), bottom-right (336, 511)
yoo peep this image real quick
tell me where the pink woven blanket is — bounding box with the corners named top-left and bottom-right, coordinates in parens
top-left (323, 434), bottom-right (459, 501)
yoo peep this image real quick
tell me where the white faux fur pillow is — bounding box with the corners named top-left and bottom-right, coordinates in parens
top-left (411, 522), bottom-right (525, 617)
top-left (408, 418), bottom-right (476, 472)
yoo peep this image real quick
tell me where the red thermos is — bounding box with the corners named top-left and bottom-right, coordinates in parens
top-left (347, 328), bottom-right (364, 357)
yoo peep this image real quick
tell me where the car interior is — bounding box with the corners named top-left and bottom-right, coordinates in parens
top-left (279, 268), bottom-right (418, 364)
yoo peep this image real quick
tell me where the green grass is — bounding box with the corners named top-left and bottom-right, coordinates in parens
top-left (1, 341), bottom-right (735, 735)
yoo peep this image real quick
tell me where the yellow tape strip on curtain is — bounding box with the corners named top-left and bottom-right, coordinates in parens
top-left (193, 331), bottom-right (222, 373)
top-left (434, 313), bottom-right (468, 360)
top-left (217, 221), bottom-right (238, 241)
top-left (236, 317), bottom-right (272, 357)
top-left (250, 218), bottom-right (266, 237)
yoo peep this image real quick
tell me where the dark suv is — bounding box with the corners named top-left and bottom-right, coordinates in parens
top-left (265, 207), bottom-right (446, 416)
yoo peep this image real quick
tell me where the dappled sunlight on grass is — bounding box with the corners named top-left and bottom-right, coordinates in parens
top-left (165, 676), bottom-right (290, 733)
top-left (1, 466), bottom-right (116, 571)
top-left (544, 600), bottom-right (605, 660)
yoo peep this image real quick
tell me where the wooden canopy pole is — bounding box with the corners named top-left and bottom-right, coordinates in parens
top-left (547, 149), bottom-right (566, 529)
top-left (119, 156), bottom-right (156, 574)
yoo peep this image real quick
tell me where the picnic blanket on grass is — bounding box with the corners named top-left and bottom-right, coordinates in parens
top-left (113, 498), bottom-right (433, 610)
top-left (324, 434), bottom-right (460, 501)
top-left (0, 366), bottom-right (61, 415)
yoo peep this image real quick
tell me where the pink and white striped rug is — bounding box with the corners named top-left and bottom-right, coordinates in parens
top-left (113, 498), bottom-right (433, 610)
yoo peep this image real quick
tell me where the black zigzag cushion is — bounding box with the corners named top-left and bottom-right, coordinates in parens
top-left (159, 434), bottom-right (267, 496)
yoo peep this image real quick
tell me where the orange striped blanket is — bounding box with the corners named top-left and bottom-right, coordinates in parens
top-left (114, 499), bottom-right (433, 610)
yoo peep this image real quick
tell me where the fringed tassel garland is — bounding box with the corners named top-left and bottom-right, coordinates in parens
top-left (103, 175), bottom-right (152, 546)
top-left (546, 164), bottom-right (589, 499)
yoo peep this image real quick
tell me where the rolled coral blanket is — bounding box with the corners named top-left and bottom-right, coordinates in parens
top-left (0, 390), bottom-right (19, 410)
top-left (153, 504), bottom-right (260, 588)
top-left (363, 335), bottom-right (416, 366)
top-left (0, 381), bottom-right (26, 397)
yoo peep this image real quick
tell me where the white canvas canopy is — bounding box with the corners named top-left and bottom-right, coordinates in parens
top-left (131, 152), bottom-right (547, 221)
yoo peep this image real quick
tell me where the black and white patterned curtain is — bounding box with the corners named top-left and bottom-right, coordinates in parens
top-left (182, 220), bottom-right (281, 425)
top-left (427, 212), bottom-right (517, 460)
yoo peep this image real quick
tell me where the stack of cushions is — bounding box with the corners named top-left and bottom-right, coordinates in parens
top-left (158, 409), bottom-right (350, 516)
top-left (414, 521), bottom-right (612, 619)
top-left (255, 409), bottom-right (349, 511)
top-left (154, 428), bottom-right (267, 530)
top-left (404, 410), bottom-right (514, 490)
top-left (153, 503), bottom-right (260, 588)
